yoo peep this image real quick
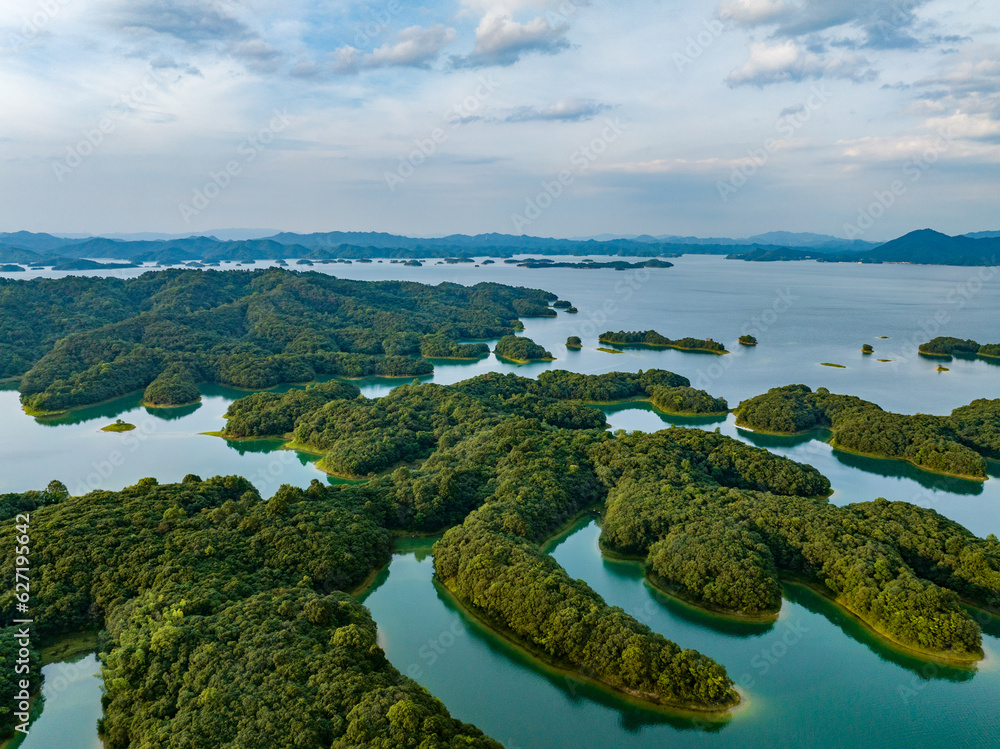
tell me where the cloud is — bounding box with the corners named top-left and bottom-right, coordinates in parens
top-left (727, 41), bottom-right (877, 86)
top-left (232, 39), bottom-right (284, 74)
top-left (305, 25), bottom-right (457, 76)
top-left (115, 0), bottom-right (250, 44)
top-left (900, 50), bottom-right (1000, 122)
top-left (454, 10), bottom-right (570, 67)
top-left (368, 25), bottom-right (457, 68)
top-left (503, 98), bottom-right (610, 122)
top-left (719, 0), bottom-right (795, 27)
top-left (836, 115), bottom-right (1000, 164)
top-left (113, 0), bottom-right (285, 74)
top-left (718, 0), bottom-right (939, 50)
top-left (149, 56), bottom-right (202, 77)
top-left (915, 56), bottom-right (1000, 98)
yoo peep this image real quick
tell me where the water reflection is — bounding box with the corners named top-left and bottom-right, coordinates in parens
top-left (782, 585), bottom-right (976, 683)
top-left (831, 449), bottom-right (985, 495)
top-left (430, 579), bottom-right (731, 733)
top-left (600, 401), bottom-right (728, 429)
top-left (143, 402), bottom-right (201, 421)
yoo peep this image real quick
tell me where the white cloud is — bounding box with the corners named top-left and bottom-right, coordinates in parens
top-left (369, 25), bottom-right (457, 68)
top-left (454, 10), bottom-right (570, 67)
top-left (504, 98), bottom-right (609, 122)
top-left (727, 41), bottom-right (877, 86)
top-left (719, 0), bottom-right (795, 27)
top-left (319, 25), bottom-right (457, 76)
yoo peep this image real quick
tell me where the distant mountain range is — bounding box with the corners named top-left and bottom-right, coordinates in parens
top-left (0, 228), bottom-right (998, 268)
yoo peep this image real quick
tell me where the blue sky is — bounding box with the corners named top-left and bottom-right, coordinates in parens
top-left (1, 0), bottom-right (997, 239)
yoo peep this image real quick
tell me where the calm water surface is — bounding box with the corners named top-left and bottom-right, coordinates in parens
top-left (5, 257), bottom-right (1000, 747)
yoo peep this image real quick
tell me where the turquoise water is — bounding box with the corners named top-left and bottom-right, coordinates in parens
top-left (360, 523), bottom-right (1000, 748)
top-left (5, 654), bottom-right (103, 749)
top-left (5, 257), bottom-right (1000, 747)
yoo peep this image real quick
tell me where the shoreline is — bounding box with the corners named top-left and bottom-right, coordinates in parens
top-left (434, 576), bottom-right (743, 716)
top-left (782, 578), bottom-right (985, 666)
top-left (598, 340), bottom-right (729, 356)
top-left (734, 423), bottom-right (988, 482)
top-left (597, 527), bottom-right (989, 658)
top-left (597, 538), bottom-right (782, 624)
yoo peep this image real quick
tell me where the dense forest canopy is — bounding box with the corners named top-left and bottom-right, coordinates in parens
top-left (226, 370), bottom-right (998, 660)
top-left (0, 269), bottom-right (556, 412)
top-left (4, 368), bottom-right (1000, 744)
top-left (493, 335), bottom-right (554, 363)
top-left (143, 370), bottom-right (201, 406)
top-left (649, 386), bottom-right (729, 415)
top-left (919, 336), bottom-right (1000, 360)
top-left (0, 476), bottom-right (499, 747)
top-left (735, 385), bottom-right (1000, 479)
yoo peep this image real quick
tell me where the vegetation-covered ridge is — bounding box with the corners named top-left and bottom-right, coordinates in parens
top-left (919, 336), bottom-right (1000, 361)
top-left (0, 476), bottom-right (503, 747)
top-left (735, 385), bottom-right (1000, 479)
top-left (219, 371), bottom-right (998, 668)
top-left (599, 330), bottom-right (727, 354)
top-left (595, 431), bottom-right (1000, 657)
top-left (1, 268), bottom-right (556, 412)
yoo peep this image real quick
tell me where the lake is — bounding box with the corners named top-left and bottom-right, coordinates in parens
top-left (4, 256), bottom-right (1000, 746)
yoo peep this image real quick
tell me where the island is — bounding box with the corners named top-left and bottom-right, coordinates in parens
top-left (734, 384), bottom-right (1000, 480)
top-left (0, 269), bottom-right (557, 414)
top-left (566, 336), bottom-right (582, 349)
top-left (0, 264), bottom-right (24, 273)
top-left (919, 336), bottom-right (1000, 361)
top-left (738, 334), bottom-right (757, 346)
top-left (862, 344), bottom-right (874, 354)
top-left (648, 385), bottom-right (729, 416)
top-left (101, 418), bottom-right (136, 432)
top-left (515, 258), bottom-right (674, 270)
top-left (494, 335), bottom-right (555, 363)
top-left (51, 259), bottom-right (139, 271)
top-left (599, 330), bottom-right (728, 354)
top-left (727, 247), bottom-right (820, 262)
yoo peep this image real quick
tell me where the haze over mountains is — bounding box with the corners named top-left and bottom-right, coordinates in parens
top-left (0, 229), bottom-right (997, 268)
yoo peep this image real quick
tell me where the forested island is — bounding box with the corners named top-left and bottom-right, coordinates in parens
top-left (493, 335), bottom-right (554, 363)
top-left (512, 259), bottom-right (674, 270)
top-left (599, 331), bottom-right (728, 354)
top-left (648, 385), bottom-right (729, 416)
top-left (101, 419), bottom-right (136, 432)
top-left (919, 336), bottom-right (1000, 360)
top-left (4, 369), bottom-right (1000, 745)
top-left (212, 370), bottom-right (998, 660)
top-left (0, 269), bottom-right (557, 414)
top-left (735, 385), bottom-right (1000, 479)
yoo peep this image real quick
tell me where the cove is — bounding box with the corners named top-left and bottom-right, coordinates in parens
top-left (361, 521), bottom-right (1000, 749)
